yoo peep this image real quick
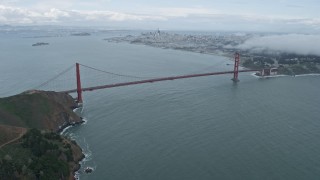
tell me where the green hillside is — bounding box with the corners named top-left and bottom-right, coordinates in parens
top-left (0, 91), bottom-right (82, 131)
top-left (0, 93), bottom-right (51, 128)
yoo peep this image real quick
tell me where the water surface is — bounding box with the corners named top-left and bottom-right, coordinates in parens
top-left (1, 30), bottom-right (320, 180)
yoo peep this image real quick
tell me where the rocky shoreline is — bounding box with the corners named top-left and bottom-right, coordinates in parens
top-left (67, 138), bottom-right (86, 179)
top-left (59, 106), bottom-right (86, 179)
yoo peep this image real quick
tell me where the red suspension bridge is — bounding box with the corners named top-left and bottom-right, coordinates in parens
top-left (35, 53), bottom-right (259, 104)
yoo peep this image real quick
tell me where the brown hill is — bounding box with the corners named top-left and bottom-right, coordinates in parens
top-left (0, 124), bottom-right (27, 148)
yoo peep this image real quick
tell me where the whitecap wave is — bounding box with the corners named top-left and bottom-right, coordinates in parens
top-left (81, 138), bottom-right (93, 162)
top-left (82, 118), bottom-right (88, 125)
top-left (251, 72), bottom-right (320, 78)
top-left (60, 125), bottom-right (73, 135)
top-left (295, 73), bottom-right (320, 77)
top-left (251, 73), bottom-right (289, 78)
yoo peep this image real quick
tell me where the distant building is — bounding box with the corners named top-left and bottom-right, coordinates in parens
top-left (261, 68), bottom-right (278, 76)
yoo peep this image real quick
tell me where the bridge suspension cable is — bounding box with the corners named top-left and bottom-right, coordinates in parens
top-left (79, 63), bottom-right (157, 79)
top-left (33, 53), bottom-right (260, 103)
top-left (34, 64), bottom-right (75, 90)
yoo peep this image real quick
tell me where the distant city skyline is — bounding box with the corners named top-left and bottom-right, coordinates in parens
top-left (0, 0), bottom-right (319, 33)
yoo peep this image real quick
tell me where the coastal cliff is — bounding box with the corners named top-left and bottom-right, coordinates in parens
top-left (0, 91), bottom-right (85, 180)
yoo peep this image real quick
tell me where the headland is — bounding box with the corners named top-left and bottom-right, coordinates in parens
top-left (0, 90), bottom-right (85, 180)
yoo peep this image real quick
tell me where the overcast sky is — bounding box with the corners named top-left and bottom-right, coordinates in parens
top-left (0, 0), bottom-right (319, 32)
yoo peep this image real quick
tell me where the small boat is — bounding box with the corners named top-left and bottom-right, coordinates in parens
top-left (84, 167), bottom-right (93, 173)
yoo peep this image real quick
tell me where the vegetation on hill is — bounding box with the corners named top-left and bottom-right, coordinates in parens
top-left (0, 129), bottom-right (84, 180)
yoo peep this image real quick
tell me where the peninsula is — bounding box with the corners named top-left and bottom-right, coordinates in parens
top-left (106, 31), bottom-right (320, 75)
top-left (0, 90), bottom-right (84, 180)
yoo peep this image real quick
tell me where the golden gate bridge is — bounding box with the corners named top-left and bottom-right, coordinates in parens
top-left (35, 53), bottom-right (259, 104)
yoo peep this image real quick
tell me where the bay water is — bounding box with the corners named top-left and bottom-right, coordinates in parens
top-left (1, 29), bottom-right (320, 180)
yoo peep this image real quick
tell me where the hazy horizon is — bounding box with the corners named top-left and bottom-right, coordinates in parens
top-left (2, 24), bottom-right (320, 57)
top-left (0, 0), bottom-right (319, 33)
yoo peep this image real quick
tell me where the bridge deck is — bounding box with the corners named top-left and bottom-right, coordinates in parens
top-left (61, 69), bottom-right (258, 93)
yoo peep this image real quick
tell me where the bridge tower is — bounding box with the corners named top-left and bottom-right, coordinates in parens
top-left (232, 52), bottom-right (240, 82)
top-left (76, 63), bottom-right (83, 104)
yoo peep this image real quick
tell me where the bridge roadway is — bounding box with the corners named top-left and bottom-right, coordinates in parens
top-left (61, 69), bottom-right (258, 94)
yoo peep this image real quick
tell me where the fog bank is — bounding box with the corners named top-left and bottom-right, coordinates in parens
top-left (238, 34), bottom-right (320, 56)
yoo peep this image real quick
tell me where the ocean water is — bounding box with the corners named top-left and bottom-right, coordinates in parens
top-left (1, 29), bottom-right (320, 180)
